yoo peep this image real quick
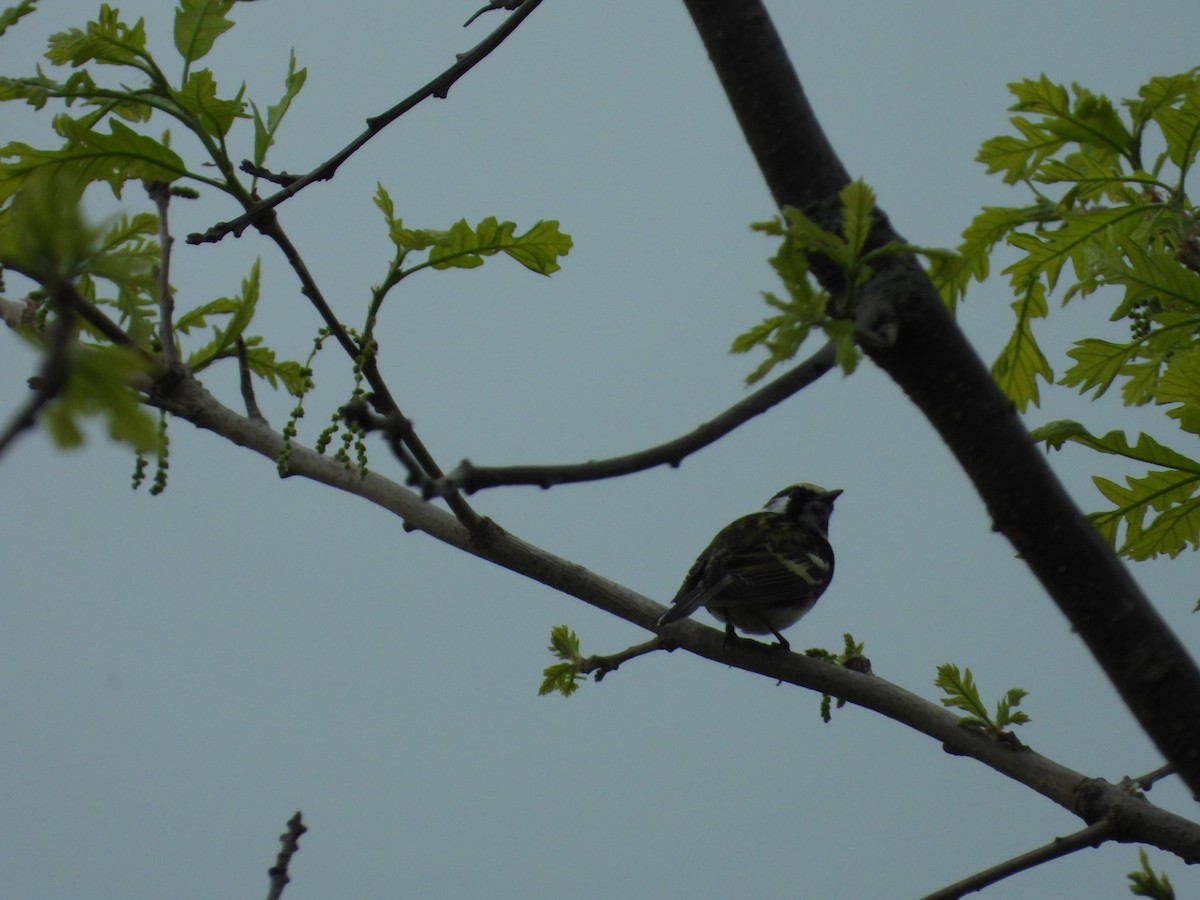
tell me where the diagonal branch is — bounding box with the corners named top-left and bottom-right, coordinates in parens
top-left (251, 215), bottom-right (481, 528)
top-left (151, 372), bottom-right (1200, 866)
top-left (186, 0), bottom-right (545, 246)
top-left (434, 339), bottom-right (836, 495)
top-left (679, 0), bottom-right (1200, 799)
top-left (0, 288), bottom-right (75, 460)
top-left (921, 820), bottom-right (1115, 900)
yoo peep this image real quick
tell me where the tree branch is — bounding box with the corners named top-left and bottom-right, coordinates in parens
top-left (433, 339), bottom-right (836, 495)
top-left (250, 215), bottom-right (481, 529)
top-left (922, 819), bottom-right (1115, 900)
top-left (145, 180), bottom-right (178, 366)
top-left (265, 811), bottom-right (306, 900)
top-left (679, 0), bottom-right (1200, 799)
top-left (186, 0), bottom-right (545, 246)
top-left (0, 287), bottom-right (74, 459)
top-left (151, 372), bottom-right (1200, 865)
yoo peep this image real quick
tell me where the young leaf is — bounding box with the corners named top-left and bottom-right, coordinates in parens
top-left (43, 343), bottom-right (159, 452)
top-left (839, 179), bottom-right (876, 259)
top-left (185, 260), bottom-right (260, 371)
top-left (0, 116), bottom-right (189, 202)
top-left (934, 663), bottom-right (990, 728)
top-left (990, 282), bottom-right (1053, 411)
top-left (1127, 848), bottom-right (1175, 899)
top-left (174, 0), bottom-right (235, 67)
top-left (539, 625), bottom-right (584, 698)
top-left (251, 50), bottom-right (306, 167)
top-left (173, 68), bottom-right (247, 139)
top-left (425, 217), bottom-right (572, 275)
top-left (46, 5), bottom-right (149, 70)
top-left (0, 1), bottom-right (38, 38)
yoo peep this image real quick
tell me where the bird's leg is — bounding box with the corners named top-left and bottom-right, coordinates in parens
top-left (756, 616), bottom-right (790, 652)
top-left (723, 621), bottom-right (740, 649)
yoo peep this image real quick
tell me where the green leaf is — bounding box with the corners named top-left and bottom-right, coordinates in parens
top-left (539, 625), bottom-right (584, 698)
top-left (1101, 236), bottom-right (1200, 319)
top-left (935, 664), bottom-right (1030, 736)
top-left (991, 282), bottom-right (1053, 410)
top-left (87, 211), bottom-right (161, 346)
top-left (0, 168), bottom-right (95, 282)
top-left (934, 664), bottom-right (990, 727)
top-left (1133, 71), bottom-right (1198, 124)
top-left (174, 295), bottom-right (240, 334)
top-left (46, 5), bottom-right (149, 70)
top-left (239, 341), bottom-right (311, 397)
top-left (957, 203), bottom-right (1054, 283)
top-left (1127, 848), bottom-right (1175, 899)
top-left (251, 50), bottom-right (306, 167)
top-left (1155, 345), bottom-right (1200, 434)
top-left (184, 259), bottom-right (260, 371)
top-left (839, 179), bottom-right (876, 259)
top-left (1152, 84), bottom-right (1200, 172)
top-left (0, 116), bottom-right (189, 202)
top-left (0, 1), bottom-right (38, 38)
top-left (1060, 338), bottom-right (1140, 399)
top-left (43, 343), bottom-right (159, 452)
top-left (172, 68), bottom-right (246, 138)
top-left (1033, 423), bottom-right (1200, 559)
top-left (995, 687), bottom-right (1031, 730)
top-left (425, 217), bottom-right (572, 275)
top-left (173, 0), bottom-right (235, 66)
top-left (977, 117), bottom-right (1064, 184)
top-left (1009, 75), bottom-right (1130, 157)
top-left (1003, 205), bottom-right (1145, 295)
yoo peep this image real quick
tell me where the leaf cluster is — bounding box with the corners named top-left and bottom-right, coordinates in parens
top-left (804, 632), bottom-right (867, 723)
top-left (1127, 848), bottom-right (1175, 899)
top-left (934, 663), bottom-right (1031, 738)
top-left (945, 71), bottom-right (1200, 566)
top-left (0, 1), bottom-right (315, 454)
top-left (734, 180), bottom-right (948, 383)
top-left (539, 625), bottom-right (585, 698)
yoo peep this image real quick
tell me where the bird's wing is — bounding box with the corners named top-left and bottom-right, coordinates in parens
top-left (714, 529), bottom-right (833, 609)
top-left (655, 515), bottom-right (760, 625)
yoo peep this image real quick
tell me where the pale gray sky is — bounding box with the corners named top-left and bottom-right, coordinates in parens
top-left (3, 2), bottom-right (1199, 897)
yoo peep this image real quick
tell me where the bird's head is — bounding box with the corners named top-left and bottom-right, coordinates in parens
top-left (764, 483), bottom-right (842, 536)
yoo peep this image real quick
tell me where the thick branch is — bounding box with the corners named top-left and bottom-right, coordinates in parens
top-left (679, 0), bottom-right (1200, 799)
top-left (436, 340), bottom-right (835, 495)
top-left (153, 373), bottom-right (1200, 864)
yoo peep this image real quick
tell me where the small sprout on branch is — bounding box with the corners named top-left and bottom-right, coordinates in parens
top-left (1127, 848), bottom-right (1174, 899)
top-left (804, 632), bottom-right (870, 723)
top-left (539, 625), bottom-right (585, 698)
top-left (935, 663), bottom-right (1031, 741)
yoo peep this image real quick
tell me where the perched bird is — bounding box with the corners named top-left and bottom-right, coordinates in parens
top-left (656, 484), bottom-right (842, 650)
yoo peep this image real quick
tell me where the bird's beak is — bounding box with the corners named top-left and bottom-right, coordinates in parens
top-left (822, 488), bottom-right (844, 504)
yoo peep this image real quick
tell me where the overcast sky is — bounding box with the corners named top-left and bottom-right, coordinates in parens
top-left (3, 2), bottom-right (1200, 897)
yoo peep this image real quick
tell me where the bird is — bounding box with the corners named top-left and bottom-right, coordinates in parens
top-left (656, 483), bottom-right (842, 651)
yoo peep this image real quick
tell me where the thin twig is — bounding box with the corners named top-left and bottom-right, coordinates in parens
top-left (145, 180), bottom-right (178, 365)
top-left (0, 288), bottom-right (73, 460)
top-left (187, 1), bottom-right (544, 246)
top-left (1135, 763), bottom-right (1176, 791)
top-left (434, 339), bottom-right (837, 495)
top-left (340, 399), bottom-right (429, 489)
top-left (265, 811), bottom-right (307, 900)
top-left (921, 819), bottom-right (1114, 899)
top-left (579, 637), bottom-right (667, 682)
top-left (236, 336), bottom-right (266, 423)
top-left (252, 218), bottom-right (480, 529)
top-left (464, 1), bottom-right (523, 27)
